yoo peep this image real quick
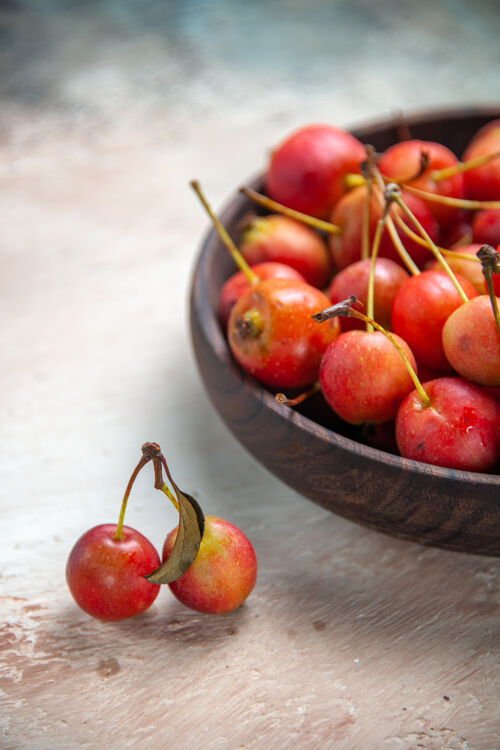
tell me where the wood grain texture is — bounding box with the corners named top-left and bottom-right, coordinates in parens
top-left (190, 107), bottom-right (500, 557)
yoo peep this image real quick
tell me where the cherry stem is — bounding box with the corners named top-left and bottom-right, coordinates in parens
top-left (369, 162), bottom-right (420, 276)
top-left (113, 442), bottom-right (184, 542)
top-left (275, 381), bottom-right (320, 406)
top-left (344, 173), bottom-right (366, 190)
top-left (431, 148), bottom-right (500, 182)
top-left (360, 147), bottom-right (376, 261)
top-left (346, 168), bottom-right (500, 210)
top-left (239, 186), bottom-right (342, 235)
top-left (156, 452), bottom-right (182, 511)
top-left (114, 443), bottom-right (161, 541)
top-left (477, 245), bottom-right (500, 336)
top-left (313, 297), bottom-right (432, 409)
top-left (191, 180), bottom-right (259, 285)
top-left (392, 191), bottom-right (469, 304)
top-left (392, 213), bottom-right (479, 262)
top-left (366, 188), bottom-right (391, 328)
top-left (390, 181), bottom-right (500, 211)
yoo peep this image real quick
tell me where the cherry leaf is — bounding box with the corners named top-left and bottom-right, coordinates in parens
top-left (145, 488), bottom-right (205, 585)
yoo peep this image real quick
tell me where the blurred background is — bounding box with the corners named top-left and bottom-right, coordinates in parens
top-left (2, 0), bottom-right (500, 139)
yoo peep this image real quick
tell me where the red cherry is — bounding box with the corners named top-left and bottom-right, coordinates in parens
top-left (378, 139), bottom-right (466, 228)
top-left (239, 214), bottom-right (331, 288)
top-left (329, 184), bottom-right (437, 270)
top-left (219, 262), bottom-right (305, 329)
top-left (162, 516), bottom-right (257, 614)
top-left (228, 277), bottom-right (339, 390)
top-left (391, 270), bottom-right (478, 370)
top-left (396, 377), bottom-right (500, 472)
top-left (442, 295), bottom-right (500, 387)
top-left (319, 329), bottom-right (417, 424)
top-left (66, 524), bottom-right (161, 621)
top-left (266, 124), bottom-right (365, 219)
top-left (472, 209), bottom-right (500, 248)
top-left (463, 120), bottom-right (500, 200)
top-left (328, 257), bottom-right (409, 331)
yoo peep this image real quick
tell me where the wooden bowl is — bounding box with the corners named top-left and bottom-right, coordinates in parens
top-left (190, 106), bottom-right (500, 556)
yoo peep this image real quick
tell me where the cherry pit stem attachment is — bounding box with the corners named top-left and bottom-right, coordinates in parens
top-left (313, 297), bottom-right (432, 409)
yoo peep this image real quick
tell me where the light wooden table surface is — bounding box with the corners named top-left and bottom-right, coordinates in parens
top-left (1, 3), bottom-right (500, 748)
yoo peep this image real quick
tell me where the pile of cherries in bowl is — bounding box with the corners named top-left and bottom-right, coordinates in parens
top-left (198, 116), bottom-right (500, 477)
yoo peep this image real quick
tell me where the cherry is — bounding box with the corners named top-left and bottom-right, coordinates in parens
top-left (377, 139), bottom-right (466, 228)
top-left (472, 208), bottom-right (500, 248)
top-left (312, 300), bottom-right (419, 425)
top-left (228, 277), bottom-right (339, 389)
top-left (462, 119), bottom-right (500, 200)
top-left (219, 261), bottom-right (305, 329)
top-left (328, 257), bottom-right (409, 331)
top-left (239, 213), bottom-right (331, 288)
top-left (162, 516), bottom-right (257, 614)
top-left (391, 270), bottom-right (478, 370)
top-left (317, 328), bottom-right (417, 425)
top-left (329, 184), bottom-right (437, 270)
top-left (396, 377), bottom-right (500, 472)
top-left (314, 298), bottom-right (500, 472)
top-left (66, 524), bottom-right (161, 621)
top-left (191, 180), bottom-right (339, 389)
top-left (442, 294), bottom-right (500, 387)
top-left (266, 124), bottom-right (365, 219)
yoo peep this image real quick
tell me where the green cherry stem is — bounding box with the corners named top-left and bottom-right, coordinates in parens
top-left (392, 214), bottom-right (480, 262)
top-left (313, 297), bottom-right (432, 408)
top-left (430, 148), bottom-right (500, 182)
top-left (391, 189), bottom-right (469, 304)
top-left (114, 449), bottom-right (153, 541)
top-left (141, 442), bottom-right (181, 512)
top-left (240, 186), bottom-right (342, 235)
top-left (477, 245), bottom-right (500, 336)
top-left (366, 195), bottom-right (389, 330)
top-left (191, 180), bottom-right (259, 285)
top-left (391, 181), bottom-right (500, 211)
top-left (361, 146), bottom-right (377, 261)
top-left (344, 173), bottom-right (366, 190)
top-left (369, 163), bottom-right (420, 276)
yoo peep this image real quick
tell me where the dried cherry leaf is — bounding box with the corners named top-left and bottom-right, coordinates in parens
top-left (145, 489), bottom-right (205, 585)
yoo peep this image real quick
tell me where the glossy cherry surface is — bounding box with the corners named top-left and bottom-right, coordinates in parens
top-left (66, 524), bottom-right (161, 621)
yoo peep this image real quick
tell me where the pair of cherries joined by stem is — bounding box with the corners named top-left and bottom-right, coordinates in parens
top-left (66, 443), bottom-right (257, 621)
